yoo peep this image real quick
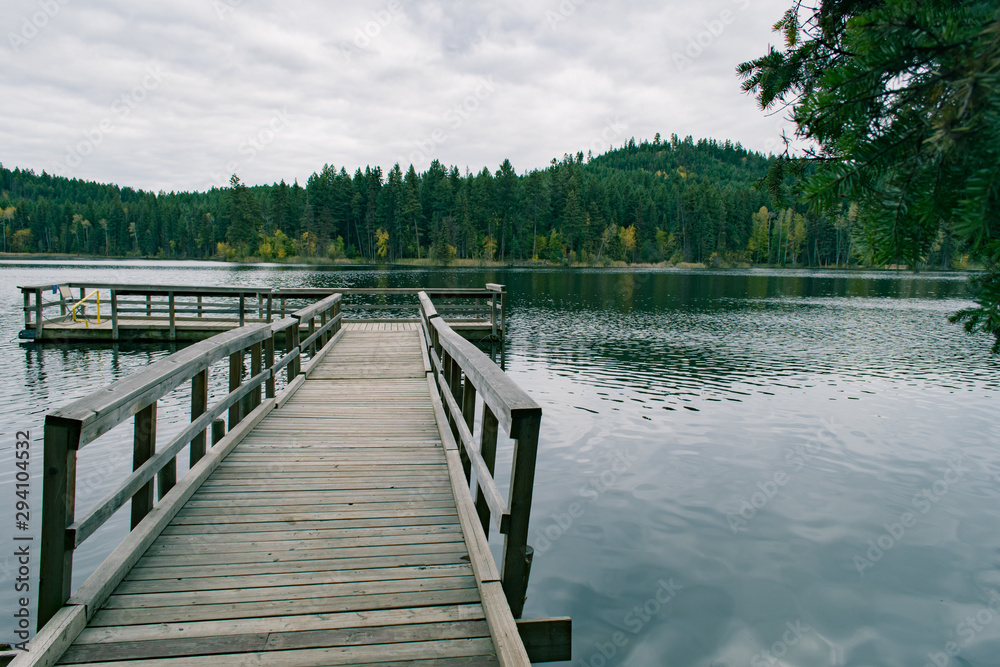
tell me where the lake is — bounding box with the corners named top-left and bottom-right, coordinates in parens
top-left (1, 261), bottom-right (999, 666)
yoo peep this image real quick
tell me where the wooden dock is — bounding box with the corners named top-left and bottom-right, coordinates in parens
top-left (11, 292), bottom-right (569, 667)
top-left (18, 284), bottom-right (506, 344)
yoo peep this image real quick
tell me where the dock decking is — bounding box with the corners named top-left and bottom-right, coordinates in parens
top-left (14, 292), bottom-right (568, 667)
top-left (55, 324), bottom-right (503, 666)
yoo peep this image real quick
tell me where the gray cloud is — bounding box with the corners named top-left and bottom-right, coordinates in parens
top-left (0, 0), bottom-right (796, 192)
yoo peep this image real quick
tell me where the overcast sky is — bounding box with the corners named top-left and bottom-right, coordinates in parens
top-left (1, 0), bottom-right (796, 193)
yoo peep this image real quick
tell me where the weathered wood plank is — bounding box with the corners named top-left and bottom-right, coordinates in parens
top-left (73, 605), bottom-right (486, 644)
top-left (124, 552), bottom-right (471, 581)
top-left (132, 547), bottom-right (471, 571)
top-left (61, 621), bottom-right (492, 663)
top-left (89, 589), bottom-right (484, 626)
top-left (114, 563), bottom-right (473, 594)
top-left (59, 639), bottom-right (498, 667)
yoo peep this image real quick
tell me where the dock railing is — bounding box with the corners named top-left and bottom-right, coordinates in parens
top-left (417, 291), bottom-right (540, 619)
top-left (19, 284), bottom-right (505, 341)
top-left (35, 293), bottom-right (343, 630)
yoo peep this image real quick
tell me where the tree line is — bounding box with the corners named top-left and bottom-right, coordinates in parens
top-left (0, 133), bottom-right (970, 269)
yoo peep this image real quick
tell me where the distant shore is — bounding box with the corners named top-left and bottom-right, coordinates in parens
top-left (0, 252), bottom-right (979, 273)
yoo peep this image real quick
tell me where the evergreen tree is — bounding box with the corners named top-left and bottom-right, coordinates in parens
top-left (740, 0), bottom-right (1000, 349)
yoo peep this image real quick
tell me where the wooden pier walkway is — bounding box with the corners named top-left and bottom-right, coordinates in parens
top-left (12, 292), bottom-right (569, 667)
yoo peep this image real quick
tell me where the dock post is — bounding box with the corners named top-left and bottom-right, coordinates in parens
top-left (249, 341), bottom-right (263, 411)
top-left (197, 295), bottom-right (203, 318)
top-left (239, 294), bottom-right (246, 326)
top-left (228, 349), bottom-right (243, 430)
top-left (111, 289), bottom-right (119, 340)
top-left (476, 405), bottom-right (500, 536)
top-left (266, 292), bottom-right (273, 323)
top-left (211, 418), bottom-right (225, 446)
top-left (132, 402), bottom-right (157, 528)
top-left (168, 292), bottom-right (176, 342)
top-left (491, 293), bottom-right (497, 337)
top-left (37, 417), bottom-right (80, 629)
top-left (285, 326), bottom-right (296, 381)
top-left (190, 370), bottom-right (208, 466)
top-left (265, 333), bottom-right (276, 398)
top-left (35, 288), bottom-right (43, 339)
top-left (500, 287), bottom-right (506, 337)
top-left (501, 410), bottom-right (541, 619)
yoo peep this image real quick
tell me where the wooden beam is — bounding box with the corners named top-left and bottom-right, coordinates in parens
top-left (264, 334), bottom-right (276, 399)
top-left (189, 370), bottom-right (208, 466)
top-left (167, 292), bottom-right (176, 341)
top-left (34, 288), bottom-right (42, 338)
top-left (516, 618), bottom-right (572, 663)
top-left (501, 410), bottom-right (541, 619)
top-left (36, 418), bottom-right (80, 629)
top-left (132, 403), bottom-right (156, 528)
top-left (14, 604), bottom-right (87, 667)
top-left (110, 289), bottom-right (118, 340)
top-left (228, 349), bottom-right (242, 430)
top-left (477, 404), bottom-right (499, 537)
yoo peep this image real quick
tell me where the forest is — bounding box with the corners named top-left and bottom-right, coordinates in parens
top-left (0, 134), bottom-right (967, 268)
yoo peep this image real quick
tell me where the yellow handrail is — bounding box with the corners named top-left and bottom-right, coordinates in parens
top-left (70, 290), bottom-right (102, 328)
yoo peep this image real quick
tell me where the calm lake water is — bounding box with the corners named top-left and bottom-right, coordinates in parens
top-left (1, 261), bottom-right (999, 666)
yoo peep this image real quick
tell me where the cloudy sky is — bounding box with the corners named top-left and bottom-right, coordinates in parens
top-left (1, 0), bottom-right (796, 193)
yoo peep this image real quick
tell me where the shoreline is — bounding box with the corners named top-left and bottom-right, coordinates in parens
top-left (0, 252), bottom-right (981, 273)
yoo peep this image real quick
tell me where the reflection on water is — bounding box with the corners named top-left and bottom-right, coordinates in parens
top-left (1, 263), bottom-right (999, 665)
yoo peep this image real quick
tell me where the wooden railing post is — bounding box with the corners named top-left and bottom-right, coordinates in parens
top-left (287, 323), bottom-right (300, 379)
top-left (266, 292), bottom-right (273, 323)
top-left (449, 357), bottom-right (463, 445)
top-left (475, 405), bottom-right (499, 536)
top-left (502, 411), bottom-right (541, 619)
top-left (145, 294), bottom-right (151, 317)
top-left (211, 418), bottom-right (226, 446)
top-left (168, 291), bottom-right (176, 342)
top-left (307, 316), bottom-right (316, 355)
top-left (228, 348), bottom-right (243, 429)
top-left (320, 309), bottom-right (328, 347)
top-left (249, 341), bottom-right (263, 411)
top-left (442, 352), bottom-right (471, 479)
top-left (239, 294), bottom-right (246, 326)
top-left (197, 295), bottom-right (203, 318)
top-left (190, 369), bottom-right (208, 466)
top-left (111, 289), bottom-right (119, 340)
top-left (133, 402), bottom-right (157, 527)
top-left (500, 288), bottom-right (506, 337)
top-left (491, 293), bottom-right (497, 337)
top-left (37, 418), bottom-right (80, 629)
top-left (265, 333), bottom-right (276, 398)
top-left (34, 288), bottom-right (43, 338)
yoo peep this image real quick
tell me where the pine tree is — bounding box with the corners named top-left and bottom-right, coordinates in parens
top-left (740, 0), bottom-right (1000, 350)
